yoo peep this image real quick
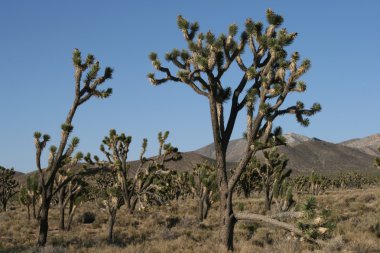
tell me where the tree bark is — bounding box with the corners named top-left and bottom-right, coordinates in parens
top-left (127, 196), bottom-right (137, 214)
top-left (58, 187), bottom-right (65, 230)
top-left (198, 197), bottom-right (204, 222)
top-left (32, 200), bottom-right (36, 219)
top-left (202, 195), bottom-right (211, 220)
top-left (2, 201), bottom-right (6, 212)
top-left (27, 205), bottom-right (30, 221)
top-left (107, 209), bottom-right (117, 244)
top-left (264, 186), bottom-right (271, 211)
top-left (219, 190), bottom-right (236, 252)
top-left (67, 215), bottom-right (73, 231)
top-left (37, 197), bottom-right (51, 246)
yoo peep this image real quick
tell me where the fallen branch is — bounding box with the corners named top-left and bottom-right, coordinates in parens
top-left (235, 212), bottom-right (325, 247)
top-left (269, 211), bottom-right (304, 219)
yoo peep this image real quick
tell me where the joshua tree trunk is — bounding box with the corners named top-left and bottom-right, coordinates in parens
top-left (67, 215), bottom-right (73, 231)
top-left (198, 197), bottom-right (205, 222)
top-left (59, 206), bottom-right (65, 230)
top-left (264, 186), bottom-right (272, 211)
top-left (219, 188), bottom-right (236, 251)
top-left (107, 209), bottom-right (117, 244)
top-left (125, 196), bottom-right (137, 214)
top-left (37, 189), bottom-right (52, 246)
top-left (203, 195), bottom-right (211, 220)
top-left (32, 200), bottom-right (37, 219)
top-left (27, 205), bottom-right (31, 221)
top-left (198, 190), bottom-right (211, 221)
top-left (58, 188), bottom-right (66, 230)
top-left (66, 196), bottom-right (78, 231)
top-left (66, 207), bottom-right (77, 231)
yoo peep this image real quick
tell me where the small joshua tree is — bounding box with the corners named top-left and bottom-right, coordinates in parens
top-left (86, 130), bottom-right (181, 243)
top-left (148, 10), bottom-right (321, 250)
top-left (33, 49), bottom-right (113, 246)
top-left (273, 178), bottom-right (295, 212)
top-left (86, 129), bottom-right (181, 214)
top-left (189, 162), bottom-right (218, 222)
top-left (293, 175), bottom-right (309, 194)
top-left (56, 168), bottom-right (87, 231)
top-left (235, 163), bottom-right (262, 198)
top-left (95, 172), bottom-right (122, 244)
top-left (26, 173), bottom-right (40, 219)
top-left (0, 166), bottom-right (19, 212)
top-left (254, 147), bottom-right (292, 211)
top-left (20, 186), bottom-right (32, 221)
top-left (55, 152), bottom-right (84, 230)
top-left (309, 171), bottom-right (330, 195)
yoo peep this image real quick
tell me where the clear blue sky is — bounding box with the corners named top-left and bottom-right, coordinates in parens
top-left (1, 1), bottom-right (379, 172)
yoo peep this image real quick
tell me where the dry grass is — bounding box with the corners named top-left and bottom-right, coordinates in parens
top-left (1, 186), bottom-right (380, 253)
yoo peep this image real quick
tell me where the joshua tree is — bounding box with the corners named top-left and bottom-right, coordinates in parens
top-left (293, 175), bottom-right (310, 194)
top-left (189, 162), bottom-right (218, 222)
top-left (87, 129), bottom-right (181, 214)
top-left (33, 49), bottom-right (113, 246)
top-left (309, 171), bottom-right (331, 195)
top-left (20, 186), bottom-right (32, 221)
top-left (26, 173), bottom-right (40, 219)
top-left (235, 162), bottom-right (262, 198)
top-left (54, 152), bottom-right (84, 230)
top-left (56, 169), bottom-right (87, 231)
top-left (65, 180), bottom-right (87, 231)
top-left (0, 166), bottom-right (19, 211)
top-left (273, 178), bottom-right (295, 212)
top-left (254, 147), bottom-right (292, 211)
top-left (148, 10), bottom-right (321, 250)
top-left (86, 130), bottom-right (181, 243)
top-left (95, 171), bottom-right (122, 244)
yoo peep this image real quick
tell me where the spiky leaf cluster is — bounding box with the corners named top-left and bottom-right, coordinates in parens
top-left (148, 11), bottom-right (321, 130)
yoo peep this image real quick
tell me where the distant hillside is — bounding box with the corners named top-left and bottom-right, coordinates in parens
top-left (340, 134), bottom-right (380, 156)
top-left (12, 133), bottom-right (380, 181)
top-left (195, 133), bottom-right (380, 175)
top-left (195, 133), bottom-right (312, 162)
top-left (13, 152), bottom-right (234, 184)
top-left (127, 151), bottom-right (235, 173)
top-left (275, 140), bottom-right (376, 175)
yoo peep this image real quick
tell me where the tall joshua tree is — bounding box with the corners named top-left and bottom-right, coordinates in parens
top-left (148, 10), bottom-right (321, 251)
top-left (0, 166), bottom-right (19, 211)
top-left (34, 49), bottom-right (113, 246)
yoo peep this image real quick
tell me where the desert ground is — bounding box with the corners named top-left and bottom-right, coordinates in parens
top-left (1, 184), bottom-right (380, 253)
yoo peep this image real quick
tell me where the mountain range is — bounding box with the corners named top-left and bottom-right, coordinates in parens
top-left (194, 133), bottom-right (380, 175)
top-left (9, 133), bottom-right (380, 177)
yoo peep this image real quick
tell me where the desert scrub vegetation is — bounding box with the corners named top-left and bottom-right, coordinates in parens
top-left (1, 185), bottom-right (380, 252)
